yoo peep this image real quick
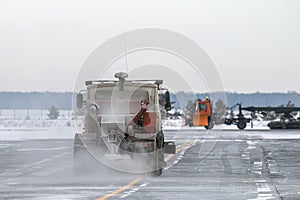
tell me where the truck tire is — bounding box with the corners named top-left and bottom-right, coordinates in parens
top-left (150, 131), bottom-right (164, 177)
top-left (156, 131), bottom-right (164, 149)
top-left (151, 168), bottom-right (162, 176)
top-left (237, 120), bottom-right (247, 130)
top-left (205, 117), bottom-right (214, 130)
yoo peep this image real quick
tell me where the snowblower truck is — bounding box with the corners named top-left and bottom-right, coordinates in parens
top-left (188, 97), bottom-right (214, 129)
top-left (74, 72), bottom-right (176, 176)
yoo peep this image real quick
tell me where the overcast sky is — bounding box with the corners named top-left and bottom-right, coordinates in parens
top-left (0, 0), bottom-right (299, 93)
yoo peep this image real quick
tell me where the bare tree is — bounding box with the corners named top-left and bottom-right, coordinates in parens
top-left (213, 99), bottom-right (226, 124)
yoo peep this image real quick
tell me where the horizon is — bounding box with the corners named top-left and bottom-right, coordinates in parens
top-left (0, 90), bottom-right (299, 94)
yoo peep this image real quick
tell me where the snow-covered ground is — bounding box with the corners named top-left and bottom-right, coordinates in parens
top-left (0, 109), bottom-right (76, 129)
top-left (219, 120), bottom-right (270, 130)
top-left (0, 109), bottom-right (73, 119)
top-left (0, 127), bottom-right (76, 141)
top-left (163, 119), bottom-right (184, 129)
top-left (0, 109), bottom-right (79, 140)
top-left (0, 119), bottom-right (74, 129)
top-left (0, 109), bottom-right (287, 141)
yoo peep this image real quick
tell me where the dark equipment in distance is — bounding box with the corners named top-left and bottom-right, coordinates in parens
top-left (243, 106), bottom-right (300, 129)
top-left (225, 104), bottom-right (300, 130)
top-left (224, 103), bottom-right (251, 130)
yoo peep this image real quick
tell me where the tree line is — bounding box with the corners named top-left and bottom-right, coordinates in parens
top-left (0, 91), bottom-right (299, 110)
top-left (171, 91), bottom-right (300, 109)
top-left (0, 92), bottom-right (73, 109)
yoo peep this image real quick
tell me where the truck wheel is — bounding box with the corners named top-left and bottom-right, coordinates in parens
top-left (237, 120), bottom-right (247, 130)
top-left (156, 131), bottom-right (164, 149)
top-left (153, 131), bottom-right (164, 177)
top-left (205, 122), bottom-right (214, 130)
top-left (205, 117), bottom-right (214, 130)
top-left (151, 168), bottom-right (162, 176)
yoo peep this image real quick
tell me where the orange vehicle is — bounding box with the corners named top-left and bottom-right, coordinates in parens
top-left (192, 96), bottom-right (214, 129)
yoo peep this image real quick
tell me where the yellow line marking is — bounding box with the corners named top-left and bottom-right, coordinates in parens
top-left (96, 139), bottom-right (197, 200)
top-left (96, 177), bottom-right (143, 200)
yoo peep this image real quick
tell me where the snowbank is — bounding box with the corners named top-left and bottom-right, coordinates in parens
top-left (0, 118), bottom-right (74, 129)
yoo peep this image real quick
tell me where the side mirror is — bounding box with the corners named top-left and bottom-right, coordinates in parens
top-left (165, 91), bottom-right (171, 111)
top-left (76, 93), bottom-right (83, 109)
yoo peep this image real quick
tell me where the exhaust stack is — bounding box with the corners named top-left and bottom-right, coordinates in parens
top-left (115, 72), bottom-right (128, 91)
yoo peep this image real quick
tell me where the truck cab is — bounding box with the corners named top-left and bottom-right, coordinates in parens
top-left (192, 97), bottom-right (214, 129)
